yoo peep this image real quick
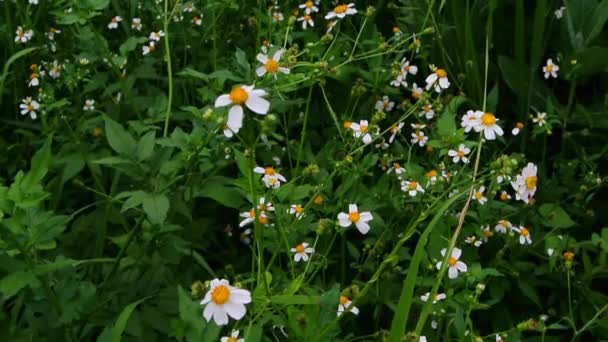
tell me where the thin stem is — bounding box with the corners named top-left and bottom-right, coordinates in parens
top-left (162, 0), bottom-right (174, 137)
top-left (567, 268), bottom-right (575, 325)
top-left (295, 84), bottom-right (314, 176)
top-left (349, 16), bottom-right (368, 59)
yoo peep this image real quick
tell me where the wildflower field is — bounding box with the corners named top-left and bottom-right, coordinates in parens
top-left (2, 0), bottom-right (608, 341)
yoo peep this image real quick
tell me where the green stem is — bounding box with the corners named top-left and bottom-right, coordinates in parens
top-left (162, 0), bottom-right (174, 137)
top-left (295, 84), bottom-right (314, 176)
top-left (567, 268), bottom-right (575, 325)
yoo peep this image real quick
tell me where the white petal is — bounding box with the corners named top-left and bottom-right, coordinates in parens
top-left (273, 49), bottom-right (284, 61)
top-left (452, 247), bottom-right (461, 259)
top-left (203, 303), bottom-right (215, 321)
top-left (224, 301), bottom-right (246, 320)
top-left (213, 307), bottom-right (229, 325)
top-left (301, 253), bottom-right (309, 261)
top-left (245, 95), bottom-right (270, 115)
top-left (215, 94), bottom-right (232, 107)
top-left (448, 267), bottom-right (458, 279)
top-left (256, 66), bottom-right (267, 77)
top-left (230, 288), bottom-right (251, 304)
top-left (337, 213), bottom-right (351, 227)
top-left (456, 261), bottom-right (467, 272)
top-left (294, 253), bottom-right (302, 262)
top-left (256, 53), bottom-right (268, 64)
top-left (355, 221), bottom-right (370, 234)
top-left (348, 204), bottom-right (358, 213)
top-left (359, 212), bottom-right (373, 222)
top-left (227, 106), bottom-right (244, 130)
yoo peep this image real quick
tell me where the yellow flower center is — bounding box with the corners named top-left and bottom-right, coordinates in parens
top-left (417, 133), bottom-right (424, 141)
top-left (211, 285), bottom-right (231, 305)
top-left (349, 211), bottom-right (360, 223)
top-left (264, 58), bottom-right (279, 73)
top-left (500, 192), bottom-right (508, 201)
top-left (393, 26), bottom-right (401, 33)
top-left (516, 122), bottom-right (524, 129)
top-left (304, 14), bottom-right (312, 20)
top-left (526, 176), bottom-right (537, 190)
top-left (481, 113), bottom-right (496, 126)
top-left (458, 150), bottom-right (465, 157)
top-left (295, 244), bottom-right (305, 253)
top-left (305, 1), bottom-right (313, 7)
top-left (483, 230), bottom-right (494, 238)
top-left (339, 295), bottom-right (349, 305)
top-left (295, 205), bottom-right (304, 213)
top-left (426, 169), bottom-right (437, 178)
top-left (520, 227), bottom-right (529, 237)
top-left (248, 209), bottom-right (255, 218)
top-left (436, 68), bottom-right (447, 78)
top-left (499, 220), bottom-right (510, 228)
top-left (360, 124), bottom-right (368, 133)
top-left (229, 87), bottom-right (248, 105)
top-left (259, 204), bottom-right (267, 211)
top-left (390, 124), bottom-right (400, 133)
top-left (393, 162), bottom-right (401, 169)
top-left (26, 104), bottom-right (34, 111)
top-left (563, 251), bottom-right (574, 261)
top-left (423, 104), bottom-right (431, 112)
top-left (475, 191), bottom-right (483, 200)
top-left (30, 73), bottom-right (38, 80)
top-left (448, 257), bottom-right (457, 267)
top-left (258, 215), bottom-right (268, 225)
top-left (314, 195), bottom-right (323, 205)
top-left (335, 4), bottom-right (348, 13)
top-left (227, 337), bottom-right (237, 342)
top-left (264, 166), bottom-right (276, 175)
top-left (343, 121), bottom-right (352, 128)
top-left (546, 64), bottom-right (553, 72)
top-left (409, 181), bottom-right (418, 190)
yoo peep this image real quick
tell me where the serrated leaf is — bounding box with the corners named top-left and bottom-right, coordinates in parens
top-left (22, 137), bottom-right (52, 189)
top-left (135, 131), bottom-right (156, 161)
top-left (104, 116), bottom-right (136, 156)
top-left (0, 271), bottom-right (39, 299)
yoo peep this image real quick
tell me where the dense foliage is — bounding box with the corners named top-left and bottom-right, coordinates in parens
top-left (1, 0), bottom-right (607, 341)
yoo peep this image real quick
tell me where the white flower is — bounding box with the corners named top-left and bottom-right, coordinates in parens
top-left (83, 99), bottom-right (95, 111)
top-left (461, 110), bottom-right (482, 133)
top-left (513, 226), bottom-right (532, 245)
top-left (15, 26), bottom-right (34, 43)
top-left (387, 162), bottom-right (406, 177)
top-left (511, 162), bottom-right (538, 203)
top-left (420, 103), bottom-right (434, 120)
top-left (388, 122), bottom-right (404, 143)
top-left (200, 279), bottom-right (251, 326)
top-left (182, 3), bottom-right (195, 12)
top-left (420, 337), bottom-right (427, 342)
top-left (257, 197), bottom-right (274, 212)
top-left (45, 28), bottom-right (61, 41)
top-left (390, 74), bottom-right (407, 88)
top-left (215, 85), bottom-right (270, 127)
top-left (253, 166), bottom-right (287, 189)
top-left (297, 14), bottom-right (315, 29)
top-left (512, 122), bottom-right (524, 135)
top-left (399, 58), bottom-right (418, 76)
top-left (29, 0), bottom-right (39, 4)
top-left (108, 16), bottom-right (122, 29)
top-left (474, 112), bottom-right (504, 140)
top-left (240, 228), bottom-right (252, 245)
top-left (239, 208), bottom-right (267, 227)
top-left (142, 41), bottom-right (156, 55)
top-left (48, 60), bottom-right (63, 79)
top-left (411, 83), bottom-right (424, 99)
top-left (132, 18), bottom-right (142, 31)
top-left (533, 112), bottom-right (547, 127)
top-left (547, 248), bottom-right (554, 256)
top-left (350, 120), bottom-right (373, 145)
top-left (496, 334), bottom-right (504, 342)
top-left (337, 204), bottom-right (373, 234)
top-left (325, 3), bottom-right (357, 20)
top-left (288, 204), bottom-right (305, 220)
top-left (425, 169), bottom-right (438, 185)
top-left (223, 108), bottom-right (243, 138)
top-left (555, 6), bottom-right (566, 19)
top-left (299, 1), bottom-right (319, 14)
top-left (436, 247), bottom-right (467, 279)
top-left (221, 330), bottom-right (244, 342)
top-left (256, 49), bottom-right (290, 79)
top-left (19, 97), bottom-right (39, 119)
top-left (494, 220), bottom-right (512, 234)
top-left (542, 58), bottom-right (559, 79)
top-left (192, 16), bottom-right (202, 26)
top-left (411, 130), bottom-right (428, 147)
top-left (425, 68), bottom-right (450, 92)
top-left (481, 225), bottom-right (494, 241)
top-left (431, 320), bottom-right (438, 329)
top-left (337, 295), bottom-right (359, 316)
top-left (149, 31), bottom-right (165, 41)
top-left (375, 96), bottom-right (394, 112)
top-left (401, 180), bottom-right (425, 197)
top-left (499, 190), bottom-right (512, 201)
top-left (28, 72), bottom-right (40, 87)
top-left (420, 292), bottom-right (446, 303)
top-left (465, 236), bottom-right (483, 247)
top-left (473, 186), bottom-right (487, 205)
top-left (272, 12), bottom-right (284, 22)
top-left (291, 242), bottom-right (314, 262)
top-left (448, 144), bottom-right (470, 164)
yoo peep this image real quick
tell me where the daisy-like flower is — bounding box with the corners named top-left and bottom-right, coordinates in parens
top-left (350, 120), bottom-right (373, 145)
top-left (495, 220), bottom-right (513, 234)
top-left (420, 104), bottom-right (434, 120)
top-left (182, 2), bottom-right (195, 12)
top-left (28, 69), bottom-right (40, 87)
top-left (411, 130), bottom-right (428, 147)
top-left (555, 6), bottom-right (566, 19)
top-left (401, 180), bottom-right (424, 197)
top-left (221, 330), bottom-right (244, 342)
top-left (239, 208), bottom-right (268, 227)
top-left (48, 60), bottom-right (63, 79)
top-left (496, 334), bottom-right (505, 342)
top-left (291, 242), bottom-right (314, 262)
top-left (513, 226), bottom-right (532, 245)
top-left (15, 26), bottom-right (34, 43)
top-left (461, 110), bottom-right (482, 133)
top-left (253, 166), bottom-right (287, 189)
top-left (436, 247), bottom-right (468, 279)
top-left (297, 14), bottom-right (315, 29)
top-left (387, 122), bottom-right (404, 144)
top-left (542, 58), bottom-right (559, 79)
top-left (257, 197), bottom-right (274, 212)
top-left (465, 236), bottom-right (483, 247)
top-left (299, 1), bottom-right (319, 14)
top-left (499, 190), bottom-right (511, 201)
top-left (272, 11), bottom-right (284, 22)
top-left (481, 225), bottom-right (494, 241)
top-left (425, 68), bottom-right (450, 92)
top-left (400, 58), bottom-right (418, 77)
top-left (131, 18), bottom-right (142, 31)
top-left (289, 204), bottom-right (305, 220)
top-left (256, 49), bottom-right (290, 79)
top-left (474, 112), bottom-right (504, 140)
top-left (142, 41), bottom-right (156, 55)
top-left (448, 144), bottom-right (471, 164)
top-left (473, 186), bottom-right (487, 205)
top-left (192, 16), bottom-right (202, 26)
top-left (425, 169), bottom-right (438, 184)
top-left (420, 292), bottom-right (447, 303)
top-left (411, 83), bottom-right (424, 100)
top-left (337, 204), bottom-right (373, 234)
top-left (223, 108), bottom-right (243, 138)
top-left (45, 27), bottom-right (61, 41)
top-left (387, 162), bottom-right (406, 176)
top-left (326, 20), bottom-right (338, 33)
top-left (325, 3), bottom-right (357, 20)
top-left (411, 123), bottom-right (427, 130)
top-left (240, 228), bottom-right (252, 244)
top-left (393, 26), bottom-right (402, 36)
top-left (512, 122), bottom-right (524, 135)
top-left (533, 112), bottom-right (547, 127)
top-left (390, 74), bottom-right (407, 88)
top-left (337, 295), bottom-right (359, 316)
top-left (83, 99), bottom-right (95, 111)
top-left (19, 97), bottom-right (40, 119)
top-left (108, 16), bottom-right (122, 29)
top-left (200, 279), bottom-right (251, 326)
top-left (511, 162), bottom-right (538, 203)
top-left (375, 96), bottom-right (394, 112)
top-left (215, 85), bottom-right (270, 121)
top-left (149, 31), bottom-right (165, 42)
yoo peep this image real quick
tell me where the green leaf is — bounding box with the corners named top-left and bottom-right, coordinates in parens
top-left (104, 116), bottom-right (136, 156)
top-left (270, 295), bottom-right (320, 305)
top-left (117, 190), bottom-right (147, 212)
top-left (498, 55), bottom-right (528, 99)
top-left (22, 137), bottom-right (52, 189)
top-left (97, 296), bottom-right (151, 342)
top-left (437, 109), bottom-right (456, 137)
top-left (317, 284), bottom-right (340, 326)
top-left (517, 279), bottom-right (541, 307)
top-left (539, 204), bottom-right (576, 229)
top-left (119, 36), bottom-right (148, 56)
top-left (84, 0), bottom-right (110, 10)
top-left (135, 131), bottom-right (156, 161)
top-left (177, 285), bottom-right (205, 341)
top-left (585, 0), bottom-right (608, 46)
top-left (193, 176), bottom-right (245, 209)
top-left (142, 193), bottom-right (170, 225)
top-left (0, 271), bottom-right (39, 299)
